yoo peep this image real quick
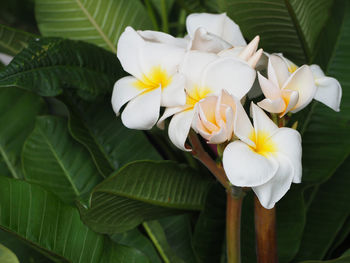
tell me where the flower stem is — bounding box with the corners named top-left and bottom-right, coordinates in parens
top-left (188, 131), bottom-right (230, 189)
top-left (254, 196), bottom-right (278, 263)
top-left (226, 189), bottom-right (243, 263)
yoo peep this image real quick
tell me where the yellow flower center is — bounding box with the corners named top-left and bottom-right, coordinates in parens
top-left (249, 130), bottom-right (277, 157)
top-left (186, 85), bottom-right (212, 109)
top-left (288, 64), bottom-right (298, 74)
top-left (133, 66), bottom-right (172, 92)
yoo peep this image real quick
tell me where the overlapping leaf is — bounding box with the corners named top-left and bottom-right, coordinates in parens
top-left (0, 176), bottom-right (151, 263)
top-left (80, 161), bottom-right (212, 233)
top-left (217, 0), bottom-right (334, 63)
top-left (0, 87), bottom-right (46, 179)
top-left (35, 0), bottom-right (153, 53)
top-left (0, 38), bottom-right (121, 99)
top-left (0, 25), bottom-right (35, 56)
top-left (22, 116), bottom-right (102, 204)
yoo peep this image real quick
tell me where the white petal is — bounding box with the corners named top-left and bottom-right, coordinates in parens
top-left (257, 98), bottom-right (286, 113)
top-left (117, 27), bottom-right (145, 79)
top-left (310, 64), bottom-right (325, 79)
top-left (186, 13), bottom-right (246, 46)
top-left (281, 89), bottom-right (299, 116)
top-left (314, 76), bottom-right (342, 112)
top-left (223, 141), bottom-right (278, 187)
top-left (251, 103), bottom-right (278, 136)
top-left (247, 77), bottom-right (263, 99)
top-left (140, 42), bottom-right (185, 76)
top-left (111, 76), bottom-right (144, 115)
top-left (270, 128), bottom-right (302, 183)
top-left (161, 73), bottom-right (186, 107)
top-left (137, 30), bottom-right (188, 48)
top-left (202, 57), bottom-right (256, 99)
top-left (258, 72), bottom-right (282, 100)
top-left (190, 27), bottom-right (232, 53)
top-left (218, 46), bottom-right (244, 58)
top-left (168, 109), bottom-right (195, 151)
top-left (157, 106), bottom-right (186, 129)
top-left (180, 51), bottom-right (218, 86)
top-left (121, 87), bottom-right (161, 130)
top-left (208, 126), bottom-right (228, 144)
top-left (268, 54), bottom-right (290, 87)
top-left (252, 154), bottom-right (294, 209)
top-left (283, 65), bottom-right (317, 112)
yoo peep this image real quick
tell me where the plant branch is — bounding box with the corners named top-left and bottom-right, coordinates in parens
top-left (254, 196), bottom-right (278, 263)
top-left (188, 131), bottom-right (230, 189)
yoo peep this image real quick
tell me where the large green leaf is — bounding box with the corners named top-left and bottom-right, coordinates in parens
top-left (80, 161), bottom-right (212, 233)
top-left (0, 87), bottom-right (46, 179)
top-left (217, 0), bottom-right (334, 63)
top-left (0, 243), bottom-right (19, 263)
top-left (0, 38), bottom-right (121, 99)
top-left (293, 156), bottom-right (350, 261)
top-left (22, 116), bottom-right (102, 204)
top-left (0, 176), bottom-right (150, 263)
top-left (298, 252), bottom-right (350, 263)
top-left (111, 228), bottom-right (162, 263)
top-left (192, 184), bottom-right (226, 263)
top-left (35, 0), bottom-right (153, 53)
top-left (0, 25), bottom-right (35, 56)
top-left (64, 95), bottom-right (162, 177)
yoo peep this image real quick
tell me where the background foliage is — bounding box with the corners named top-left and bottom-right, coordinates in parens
top-left (0, 0), bottom-right (349, 262)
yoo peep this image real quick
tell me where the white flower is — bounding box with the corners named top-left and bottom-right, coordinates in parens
top-left (257, 54), bottom-right (316, 116)
top-left (223, 103), bottom-right (302, 209)
top-left (310, 65), bottom-right (342, 111)
top-left (194, 90), bottom-right (252, 144)
top-left (158, 51), bottom-right (256, 150)
top-left (111, 27), bottom-right (186, 130)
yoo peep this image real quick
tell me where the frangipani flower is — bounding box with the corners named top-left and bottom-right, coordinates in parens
top-left (273, 54), bottom-right (342, 112)
top-left (257, 54), bottom-right (316, 116)
top-left (111, 27), bottom-right (186, 130)
top-left (310, 65), bottom-right (341, 111)
top-left (194, 90), bottom-right (252, 144)
top-left (223, 103), bottom-right (302, 209)
top-left (158, 51), bottom-right (256, 150)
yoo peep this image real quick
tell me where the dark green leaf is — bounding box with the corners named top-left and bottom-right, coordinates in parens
top-left (0, 38), bottom-right (121, 99)
top-left (192, 183), bottom-right (226, 263)
top-left (300, 0), bottom-right (350, 184)
top-left (64, 96), bottom-right (162, 177)
top-left (0, 87), bottom-right (46, 179)
top-left (0, 24), bottom-right (35, 56)
top-left (80, 161), bottom-right (211, 233)
top-left (0, 176), bottom-right (151, 263)
top-left (293, 156), bottom-right (350, 261)
top-left (22, 116), bottom-right (102, 204)
top-left (298, 251), bottom-right (350, 263)
top-left (35, 0), bottom-right (153, 53)
top-left (111, 228), bottom-right (162, 263)
top-left (217, 0), bottom-right (334, 63)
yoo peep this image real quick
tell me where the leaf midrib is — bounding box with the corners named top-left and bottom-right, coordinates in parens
top-left (36, 123), bottom-right (80, 197)
top-left (74, 0), bottom-right (117, 54)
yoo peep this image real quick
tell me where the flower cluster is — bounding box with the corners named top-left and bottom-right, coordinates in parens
top-left (112, 13), bottom-right (341, 209)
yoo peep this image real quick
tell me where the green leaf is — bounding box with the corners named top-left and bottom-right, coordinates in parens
top-left (157, 215), bottom-right (196, 262)
top-left (22, 116), bottom-right (102, 204)
top-left (64, 96), bottom-right (162, 177)
top-left (300, 0), bottom-right (350, 184)
top-left (111, 228), bottom-right (162, 263)
top-left (0, 243), bottom-right (19, 263)
top-left (35, 0), bottom-right (153, 53)
top-left (0, 176), bottom-right (151, 263)
top-left (143, 220), bottom-right (184, 263)
top-left (217, 0), bottom-right (334, 63)
top-left (0, 87), bottom-right (46, 179)
top-left (192, 184), bottom-right (226, 263)
top-left (298, 252), bottom-right (350, 263)
top-left (293, 156), bottom-right (350, 261)
top-left (0, 38), bottom-right (121, 99)
top-left (80, 161), bottom-right (212, 233)
top-left (0, 24), bottom-right (35, 56)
